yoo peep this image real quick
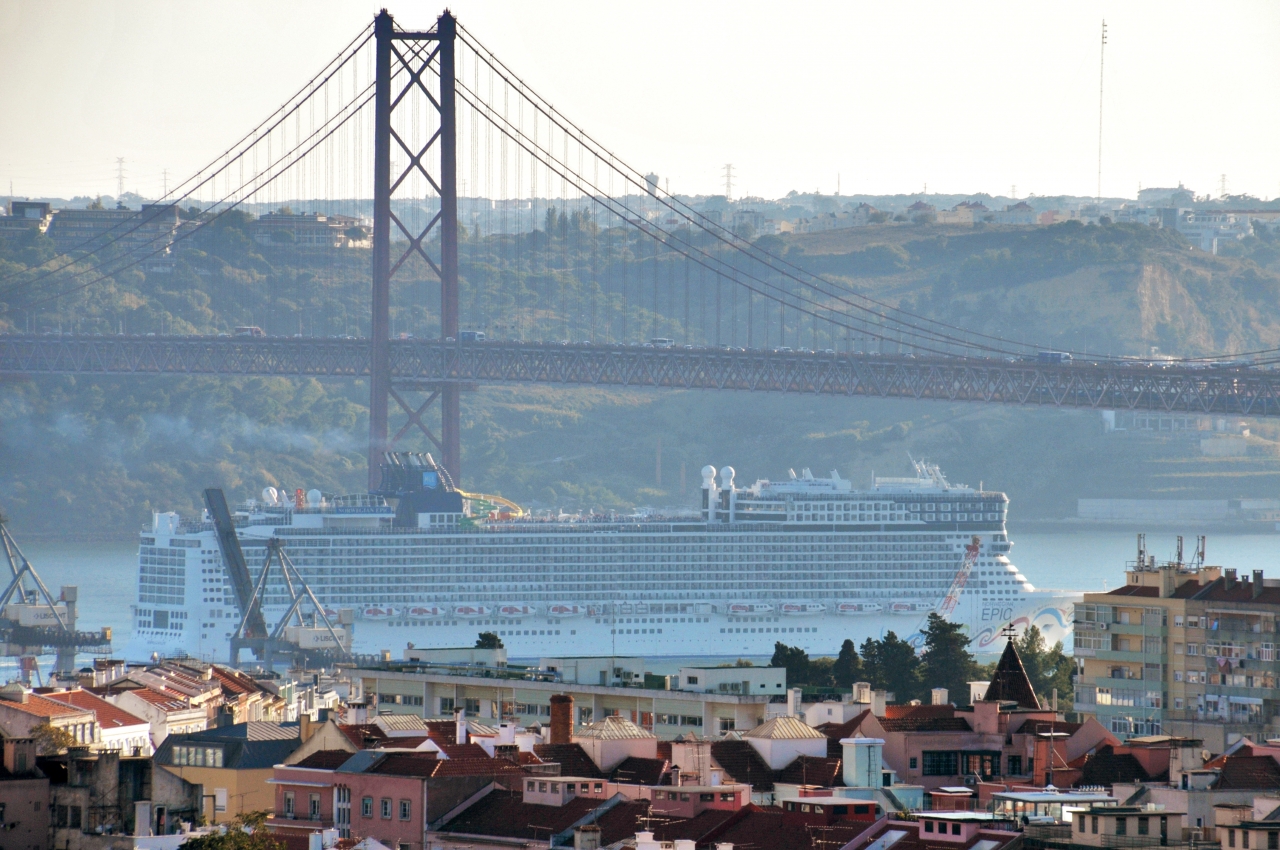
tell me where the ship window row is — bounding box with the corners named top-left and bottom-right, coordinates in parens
top-left (268, 541), bottom-right (960, 557)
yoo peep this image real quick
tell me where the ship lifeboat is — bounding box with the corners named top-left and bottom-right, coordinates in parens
top-left (405, 605), bottom-right (442, 618)
top-left (498, 604), bottom-right (534, 617)
top-left (453, 605), bottom-right (492, 619)
top-left (361, 606), bottom-right (398, 620)
top-left (891, 601), bottom-right (933, 614)
top-left (781, 602), bottom-right (827, 616)
top-left (547, 604), bottom-right (585, 618)
top-left (728, 602), bottom-right (775, 615)
top-left (837, 602), bottom-right (883, 616)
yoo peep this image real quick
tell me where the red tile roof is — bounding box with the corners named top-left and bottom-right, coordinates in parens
top-left (532, 743), bottom-right (605, 778)
top-left (611, 756), bottom-right (670, 786)
top-left (884, 705), bottom-right (957, 720)
top-left (698, 805), bottom-right (867, 850)
top-left (127, 687), bottom-right (190, 711)
top-left (293, 750), bottom-right (355, 770)
top-left (1215, 756), bottom-right (1280, 790)
top-left (0, 692), bottom-right (92, 720)
top-left (711, 741), bottom-right (775, 791)
top-left (879, 716), bottom-right (973, 732)
top-left (1104, 585), bottom-right (1160, 597)
top-left (338, 724), bottom-right (391, 748)
top-left (439, 787), bottom-right (648, 845)
top-left (776, 755), bottom-right (843, 787)
top-left (44, 690), bottom-right (147, 729)
top-left (439, 743), bottom-right (490, 760)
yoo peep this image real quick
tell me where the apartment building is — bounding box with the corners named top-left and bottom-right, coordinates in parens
top-left (1075, 550), bottom-right (1280, 751)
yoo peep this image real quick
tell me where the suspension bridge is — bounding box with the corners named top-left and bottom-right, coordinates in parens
top-left (2, 9), bottom-right (1278, 489)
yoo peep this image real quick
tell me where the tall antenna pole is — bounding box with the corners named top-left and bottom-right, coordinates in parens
top-left (115, 157), bottom-right (126, 203)
top-left (1096, 20), bottom-right (1107, 204)
top-left (723, 163), bottom-right (734, 201)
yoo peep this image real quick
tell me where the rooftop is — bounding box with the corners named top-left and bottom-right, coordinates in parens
top-left (743, 715), bottom-right (825, 740)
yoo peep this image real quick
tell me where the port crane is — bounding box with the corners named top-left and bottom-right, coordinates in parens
top-left (0, 516), bottom-right (112, 683)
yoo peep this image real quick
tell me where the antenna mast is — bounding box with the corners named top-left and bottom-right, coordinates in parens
top-left (1096, 20), bottom-right (1107, 204)
top-left (115, 157), bottom-right (126, 203)
top-left (723, 163), bottom-right (734, 201)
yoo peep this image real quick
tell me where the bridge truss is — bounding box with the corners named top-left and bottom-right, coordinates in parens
top-left (5, 335), bottom-right (1278, 417)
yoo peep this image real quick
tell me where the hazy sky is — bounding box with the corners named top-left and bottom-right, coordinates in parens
top-left (2, 1), bottom-right (1278, 202)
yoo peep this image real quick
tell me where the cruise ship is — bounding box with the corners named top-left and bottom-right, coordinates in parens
top-left (125, 455), bottom-right (1078, 663)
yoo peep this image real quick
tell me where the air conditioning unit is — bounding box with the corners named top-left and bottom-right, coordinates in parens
top-left (1098, 623), bottom-right (1108, 630)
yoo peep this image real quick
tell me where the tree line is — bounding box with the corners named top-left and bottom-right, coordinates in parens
top-left (769, 615), bottom-right (1073, 706)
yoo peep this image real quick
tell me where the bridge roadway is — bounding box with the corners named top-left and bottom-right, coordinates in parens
top-left (2, 334), bottom-right (1278, 416)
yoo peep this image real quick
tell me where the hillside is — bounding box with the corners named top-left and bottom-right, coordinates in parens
top-left (2, 217), bottom-right (1280, 537)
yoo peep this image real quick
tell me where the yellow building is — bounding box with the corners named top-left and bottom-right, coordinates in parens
top-left (156, 721), bottom-right (301, 823)
top-left (1075, 545), bottom-right (1280, 752)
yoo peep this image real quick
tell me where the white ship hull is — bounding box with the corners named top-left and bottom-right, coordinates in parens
top-left (124, 461), bottom-right (1079, 664)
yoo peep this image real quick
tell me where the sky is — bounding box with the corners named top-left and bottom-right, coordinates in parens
top-left (1, 1), bottom-right (1278, 203)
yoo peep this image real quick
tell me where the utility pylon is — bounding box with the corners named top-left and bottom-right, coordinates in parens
top-left (370, 9), bottom-right (460, 489)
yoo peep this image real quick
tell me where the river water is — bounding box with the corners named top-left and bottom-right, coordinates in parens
top-left (6, 528), bottom-right (1276, 677)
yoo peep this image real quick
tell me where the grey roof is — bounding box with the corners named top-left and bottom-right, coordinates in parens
top-left (155, 723), bottom-right (302, 770)
top-left (180, 721), bottom-right (300, 742)
top-left (336, 750), bottom-right (386, 774)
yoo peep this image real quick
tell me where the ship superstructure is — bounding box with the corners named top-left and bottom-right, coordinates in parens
top-left (125, 456), bottom-right (1077, 662)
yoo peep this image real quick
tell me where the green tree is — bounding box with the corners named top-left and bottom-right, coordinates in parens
top-left (475, 631), bottom-right (503, 649)
top-left (31, 721), bottom-right (76, 755)
top-left (1017, 625), bottom-right (1074, 707)
top-left (770, 641), bottom-right (811, 686)
top-left (860, 631), bottom-right (922, 703)
top-left (831, 639), bottom-right (863, 688)
top-left (179, 813), bottom-right (281, 850)
top-left (919, 613), bottom-right (979, 705)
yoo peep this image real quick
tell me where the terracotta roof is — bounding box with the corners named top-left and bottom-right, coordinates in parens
top-left (775, 755), bottom-right (843, 786)
top-left (883, 705), bottom-right (957, 720)
top-left (532, 743), bottom-right (605, 778)
top-left (743, 716), bottom-right (825, 740)
top-left (1076, 746), bottom-right (1158, 786)
top-left (339, 724), bottom-right (391, 748)
top-left (983, 639), bottom-right (1040, 709)
top-left (441, 787), bottom-right (649, 845)
top-left (362, 752), bottom-right (439, 777)
top-left (0, 693), bottom-right (91, 720)
top-left (439, 743), bottom-right (490, 760)
top-left (294, 750), bottom-right (356, 770)
top-left (1216, 756), bottom-right (1280, 790)
top-left (880, 716), bottom-right (973, 732)
top-left (44, 690), bottom-right (147, 729)
top-left (650, 807), bottom-right (744, 844)
top-left (697, 805), bottom-right (866, 850)
top-left (611, 756), bottom-right (670, 785)
top-left (1105, 585), bottom-right (1160, 597)
top-left (424, 719), bottom-right (457, 744)
top-left (711, 740), bottom-right (775, 791)
top-left (126, 687), bottom-right (190, 711)
top-left (1189, 577), bottom-right (1280, 605)
top-left (1018, 720), bottom-right (1083, 736)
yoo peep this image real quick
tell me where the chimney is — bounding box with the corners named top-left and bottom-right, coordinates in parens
top-left (454, 707), bottom-right (467, 745)
top-left (3, 737), bottom-right (36, 774)
top-left (1254, 570), bottom-right (1265, 599)
top-left (299, 714), bottom-right (313, 741)
top-left (1225, 568), bottom-right (1237, 590)
top-left (550, 694), bottom-right (574, 744)
top-left (574, 824), bottom-right (602, 850)
top-left (786, 687), bottom-right (802, 717)
top-left (931, 688), bottom-right (949, 706)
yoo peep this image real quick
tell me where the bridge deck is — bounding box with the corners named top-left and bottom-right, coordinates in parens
top-left (2, 335), bottom-right (1277, 416)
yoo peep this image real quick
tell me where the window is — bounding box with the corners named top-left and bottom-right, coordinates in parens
top-left (361, 797), bottom-right (373, 818)
top-left (925, 821), bottom-right (935, 833)
top-left (69, 806), bottom-right (82, 830)
top-left (381, 798), bottom-right (392, 819)
top-left (952, 823), bottom-right (961, 835)
top-left (1117, 817), bottom-right (1127, 836)
top-left (310, 794), bottom-right (320, 820)
top-left (399, 800), bottom-right (411, 821)
top-left (284, 792), bottom-right (295, 817)
top-left (527, 781), bottom-right (536, 792)
top-left (215, 788), bottom-right (228, 814)
top-left (909, 757), bottom-right (917, 770)
top-left (1230, 830), bottom-right (1236, 848)
top-left (1092, 817), bottom-right (1098, 834)
top-left (1007, 756), bottom-right (1022, 775)
top-left (1267, 832), bottom-right (1277, 850)
top-left (921, 750), bottom-right (958, 776)
top-left (1139, 818), bottom-right (1149, 836)
top-left (1079, 817), bottom-right (1086, 833)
